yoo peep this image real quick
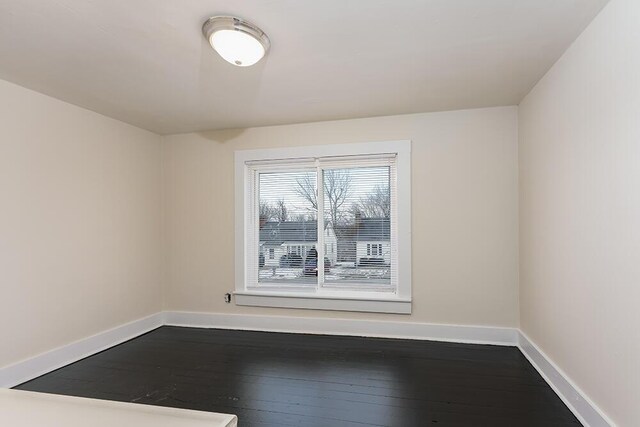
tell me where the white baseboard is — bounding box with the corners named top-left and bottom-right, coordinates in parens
top-left (517, 331), bottom-right (615, 427)
top-left (0, 310), bottom-right (613, 427)
top-left (164, 311), bottom-right (519, 346)
top-left (0, 312), bottom-right (165, 388)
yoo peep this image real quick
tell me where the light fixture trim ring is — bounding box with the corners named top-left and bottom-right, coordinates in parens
top-left (202, 15), bottom-right (271, 66)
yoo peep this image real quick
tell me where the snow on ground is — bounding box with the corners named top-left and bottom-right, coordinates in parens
top-left (259, 268), bottom-right (300, 279)
top-left (258, 265), bottom-right (390, 281)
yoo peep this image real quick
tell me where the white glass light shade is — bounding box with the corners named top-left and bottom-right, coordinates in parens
top-left (210, 30), bottom-right (265, 67)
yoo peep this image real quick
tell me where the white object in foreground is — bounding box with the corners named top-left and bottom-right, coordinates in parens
top-left (0, 389), bottom-right (237, 427)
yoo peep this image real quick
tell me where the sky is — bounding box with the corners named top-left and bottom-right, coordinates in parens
top-left (259, 166), bottom-right (390, 219)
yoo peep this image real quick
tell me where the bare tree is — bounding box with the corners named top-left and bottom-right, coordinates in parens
top-left (260, 201), bottom-right (276, 221)
top-left (275, 199), bottom-right (288, 222)
top-left (295, 170), bottom-right (352, 227)
top-left (354, 185), bottom-right (390, 218)
top-left (294, 174), bottom-right (317, 211)
top-left (260, 199), bottom-right (289, 223)
top-left (291, 213), bottom-right (316, 221)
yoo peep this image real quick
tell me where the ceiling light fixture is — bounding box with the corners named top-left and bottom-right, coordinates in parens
top-left (202, 16), bottom-right (270, 67)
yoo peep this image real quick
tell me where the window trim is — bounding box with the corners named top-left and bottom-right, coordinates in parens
top-left (234, 140), bottom-right (412, 314)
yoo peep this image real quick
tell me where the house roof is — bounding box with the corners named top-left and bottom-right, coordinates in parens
top-left (260, 221), bottom-right (318, 245)
top-left (354, 218), bottom-right (390, 242)
top-left (259, 218), bottom-right (389, 244)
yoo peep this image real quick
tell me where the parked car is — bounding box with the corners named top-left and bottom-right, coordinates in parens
top-left (279, 254), bottom-right (303, 267)
top-left (303, 256), bottom-right (331, 276)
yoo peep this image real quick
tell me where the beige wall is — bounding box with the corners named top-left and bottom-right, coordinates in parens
top-left (0, 79), bottom-right (163, 368)
top-left (1, 0), bottom-right (634, 420)
top-left (163, 106), bottom-right (519, 326)
top-left (519, 0), bottom-right (639, 425)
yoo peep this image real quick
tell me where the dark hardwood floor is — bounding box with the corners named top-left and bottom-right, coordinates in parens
top-left (15, 326), bottom-right (580, 426)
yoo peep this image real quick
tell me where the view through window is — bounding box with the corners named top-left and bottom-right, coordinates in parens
top-left (256, 162), bottom-right (394, 291)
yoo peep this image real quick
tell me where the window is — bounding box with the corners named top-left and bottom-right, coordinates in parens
top-left (367, 243), bottom-right (382, 256)
top-left (235, 141), bottom-right (411, 314)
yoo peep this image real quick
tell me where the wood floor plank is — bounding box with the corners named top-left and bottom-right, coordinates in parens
top-left (15, 326), bottom-right (581, 426)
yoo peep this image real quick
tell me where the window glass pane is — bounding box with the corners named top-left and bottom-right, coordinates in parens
top-left (323, 167), bottom-right (391, 287)
top-left (258, 170), bottom-right (318, 285)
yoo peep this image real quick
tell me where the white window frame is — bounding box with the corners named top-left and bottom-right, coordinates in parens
top-left (234, 140), bottom-right (411, 314)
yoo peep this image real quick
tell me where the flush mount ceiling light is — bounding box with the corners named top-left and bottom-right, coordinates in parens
top-left (202, 16), bottom-right (270, 67)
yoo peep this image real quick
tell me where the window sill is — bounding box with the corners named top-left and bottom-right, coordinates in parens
top-left (234, 291), bottom-right (411, 314)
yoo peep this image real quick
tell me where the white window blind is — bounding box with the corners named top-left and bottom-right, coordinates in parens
top-left (255, 168), bottom-right (317, 288)
top-left (247, 154), bottom-right (397, 293)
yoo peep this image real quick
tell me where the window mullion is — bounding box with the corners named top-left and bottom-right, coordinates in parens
top-left (250, 168), bottom-right (260, 289)
top-left (390, 161), bottom-right (399, 293)
top-left (316, 164), bottom-right (325, 289)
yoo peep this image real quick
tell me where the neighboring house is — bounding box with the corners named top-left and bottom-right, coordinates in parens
top-left (259, 221), bottom-right (337, 267)
top-left (334, 216), bottom-right (391, 265)
top-left (354, 217), bottom-right (391, 265)
top-left (333, 224), bottom-right (357, 263)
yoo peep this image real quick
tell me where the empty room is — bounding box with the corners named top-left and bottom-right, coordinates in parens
top-left (0, 0), bottom-right (637, 426)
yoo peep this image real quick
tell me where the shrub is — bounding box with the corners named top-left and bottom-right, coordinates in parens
top-left (280, 254), bottom-right (303, 267)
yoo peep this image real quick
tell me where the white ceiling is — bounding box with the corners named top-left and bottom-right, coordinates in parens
top-left (0, 0), bottom-right (609, 135)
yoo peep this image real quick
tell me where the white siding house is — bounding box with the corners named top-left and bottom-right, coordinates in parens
top-left (353, 218), bottom-right (391, 266)
top-left (355, 241), bottom-right (391, 265)
top-left (260, 221), bottom-right (337, 267)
